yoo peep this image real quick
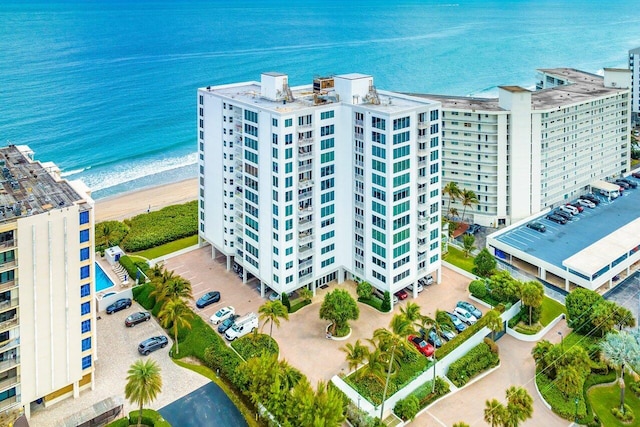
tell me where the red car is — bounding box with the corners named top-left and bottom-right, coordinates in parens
top-left (568, 202), bottom-right (583, 213)
top-left (408, 335), bottom-right (435, 357)
top-left (395, 289), bottom-right (408, 300)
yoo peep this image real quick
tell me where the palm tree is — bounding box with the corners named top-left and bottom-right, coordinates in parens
top-left (298, 287), bottom-right (313, 303)
top-left (157, 276), bottom-right (193, 305)
top-left (462, 234), bottom-right (475, 257)
top-left (157, 298), bottom-right (193, 356)
top-left (258, 300), bottom-right (289, 337)
top-left (149, 269), bottom-right (176, 302)
top-left (399, 302), bottom-right (422, 323)
top-left (373, 314), bottom-right (414, 419)
top-left (485, 310), bottom-right (503, 341)
top-left (443, 181), bottom-right (461, 218)
top-left (341, 339), bottom-right (369, 373)
top-left (100, 223), bottom-right (114, 249)
top-left (425, 311), bottom-right (454, 393)
top-left (125, 359), bottom-right (162, 427)
top-left (460, 189), bottom-right (479, 223)
top-left (600, 331), bottom-right (640, 413)
top-left (484, 398), bottom-right (505, 427)
top-left (358, 347), bottom-right (387, 383)
top-left (504, 386), bottom-right (534, 426)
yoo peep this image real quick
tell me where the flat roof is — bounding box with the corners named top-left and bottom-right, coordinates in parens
top-left (499, 85), bottom-right (530, 93)
top-left (492, 177), bottom-right (640, 277)
top-left (0, 145), bottom-right (85, 224)
top-left (406, 93), bottom-right (505, 112)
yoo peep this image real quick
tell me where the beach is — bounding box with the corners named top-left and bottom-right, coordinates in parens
top-left (94, 178), bottom-right (198, 222)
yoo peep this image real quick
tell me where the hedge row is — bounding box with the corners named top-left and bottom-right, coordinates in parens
top-left (435, 308), bottom-right (500, 360)
top-left (536, 374), bottom-right (588, 421)
top-left (231, 334), bottom-right (279, 360)
top-left (105, 409), bottom-right (170, 427)
top-left (393, 377), bottom-right (450, 421)
top-left (446, 342), bottom-right (499, 387)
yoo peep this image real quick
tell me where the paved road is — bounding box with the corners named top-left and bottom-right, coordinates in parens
top-left (159, 382), bottom-right (247, 427)
top-left (604, 271), bottom-right (640, 322)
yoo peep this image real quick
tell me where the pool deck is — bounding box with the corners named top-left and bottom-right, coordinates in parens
top-left (95, 257), bottom-right (130, 295)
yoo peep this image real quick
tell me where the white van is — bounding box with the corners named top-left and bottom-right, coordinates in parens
top-left (224, 312), bottom-right (258, 341)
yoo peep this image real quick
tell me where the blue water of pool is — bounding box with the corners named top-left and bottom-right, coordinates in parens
top-left (95, 263), bottom-right (115, 292)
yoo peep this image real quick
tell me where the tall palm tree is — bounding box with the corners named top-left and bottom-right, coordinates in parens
top-left (504, 386), bottom-right (534, 426)
top-left (125, 359), bottom-right (162, 427)
top-left (100, 223), bottom-right (114, 249)
top-left (460, 189), bottom-right (479, 223)
top-left (485, 310), bottom-right (503, 341)
top-left (149, 269), bottom-right (176, 302)
top-left (341, 339), bottom-right (369, 373)
top-left (358, 346), bottom-right (387, 383)
top-left (443, 181), bottom-right (461, 218)
top-left (373, 314), bottom-right (414, 419)
top-left (600, 331), bottom-right (640, 412)
top-left (484, 398), bottom-right (505, 427)
top-left (157, 276), bottom-right (193, 305)
top-left (400, 302), bottom-right (422, 323)
top-left (258, 300), bottom-right (289, 337)
top-left (157, 298), bottom-right (193, 356)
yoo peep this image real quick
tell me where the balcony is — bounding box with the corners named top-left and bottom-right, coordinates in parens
top-left (0, 300), bottom-right (18, 314)
top-left (354, 159), bottom-right (364, 168)
top-left (298, 179), bottom-right (314, 190)
top-left (355, 119), bottom-right (364, 126)
top-left (0, 316), bottom-right (18, 334)
top-left (354, 200), bottom-right (364, 209)
top-left (354, 145), bottom-right (364, 154)
top-left (417, 216), bottom-right (427, 226)
top-left (298, 231), bottom-right (314, 245)
top-left (417, 134), bottom-right (429, 142)
top-left (417, 228), bottom-right (428, 239)
top-left (298, 122), bottom-right (313, 129)
top-left (355, 240), bottom-right (364, 249)
top-left (0, 241), bottom-right (15, 250)
top-left (298, 245), bottom-right (313, 257)
top-left (0, 370), bottom-right (18, 393)
top-left (298, 149), bottom-right (313, 160)
top-left (417, 147), bottom-right (429, 157)
top-left (0, 357), bottom-right (19, 374)
top-left (417, 239), bottom-right (427, 251)
top-left (299, 189), bottom-right (313, 200)
top-left (298, 218), bottom-right (314, 231)
top-left (234, 196), bottom-right (243, 208)
top-left (299, 270), bottom-right (313, 280)
top-left (417, 175), bottom-right (428, 185)
top-left (235, 172), bottom-right (243, 180)
top-left (354, 253), bottom-right (364, 263)
top-left (354, 213), bottom-right (364, 223)
top-left (298, 258), bottom-right (313, 270)
top-left (298, 206), bottom-right (313, 218)
top-left (298, 162), bottom-right (313, 173)
top-left (0, 393), bottom-right (19, 412)
top-left (0, 282), bottom-right (17, 293)
top-left (417, 252), bottom-right (427, 262)
top-left (354, 132), bottom-right (364, 140)
top-left (418, 121), bottom-right (428, 129)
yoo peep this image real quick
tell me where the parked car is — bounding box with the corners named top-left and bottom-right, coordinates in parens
top-left (408, 335), bottom-right (435, 357)
top-left (268, 291), bottom-right (280, 301)
top-left (559, 205), bottom-right (579, 216)
top-left (632, 171), bottom-right (640, 179)
top-left (406, 282), bottom-right (424, 293)
top-left (138, 336), bottom-right (168, 355)
top-left (569, 202), bottom-right (584, 212)
top-left (426, 275), bottom-right (434, 285)
top-left (217, 314), bottom-right (240, 333)
top-left (446, 311), bottom-right (467, 332)
top-left (106, 298), bottom-right (132, 314)
top-left (453, 306), bottom-right (478, 325)
top-left (526, 222), bottom-right (546, 232)
top-left (373, 288), bottom-right (399, 304)
top-left (394, 289), bottom-right (409, 300)
top-left (426, 329), bottom-right (443, 348)
top-left (456, 301), bottom-right (482, 319)
top-left (210, 306), bottom-right (235, 324)
top-left (581, 194), bottom-right (600, 205)
top-left (196, 291), bottom-right (221, 308)
top-left (620, 178), bottom-right (638, 188)
top-left (577, 198), bottom-right (596, 209)
top-left (614, 179), bottom-right (630, 189)
top-left (465, 224), bottom-right (481, 235)
top-left (546, 214), bottom-right (567, 225)
top-left (440, 328), bottom-right (456, 341)
top-left (224, 313), bottom-right (259, 341)
top-left (125, 311), bottom-right (151, 327)
top-left (554, 210), bottom-right (572, 220)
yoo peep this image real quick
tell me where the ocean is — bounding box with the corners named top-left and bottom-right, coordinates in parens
top-left (1, 0), bottom-right (639, 199)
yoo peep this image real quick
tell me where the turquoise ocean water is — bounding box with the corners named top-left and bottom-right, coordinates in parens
top-left (1, 0), bottom-right (639, 199)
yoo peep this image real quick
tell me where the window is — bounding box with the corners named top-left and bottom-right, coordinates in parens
top-left (393, 242), bottom-right (410, 258)
top-left (372, 215), bottom-right (386, 229)
top-left (273, 118), bottom-right (278, 127)
top-left (372, 201), bottom-right (386, 216)
top-left (321, 178), bottom-right (334, 190)
top-left (321, 244), bottom-right (335, 254)
top-left (372, 242), bottom-right (386, 258)
top-left (320, 125), bottom-right (334, 136)
top-left (371, 132), bottom-right (386, 144)
top-left (82, 355), bottom-right (92, 370)
top-left (321, 205), bottom-right (334, 217)
top-left (372, 270), bottom-right (386, 283)
top-left (285, 118), bottom-right (292, 127)
top-left (80, 265), bottom-right (90, 280)
top-left (81, 301), bottom-right (91, 315)
top-left (430, 110), bottom-right (439, 121)
top-left (393, 116), bottom-right (410, 130)
top-left (79, 211), bottom-right (89, 225)
top-left (393, 173), bottom-right (410, 188)
top-left (244, 110), bottom-right (258, 123)
top-left (321, 231), bottom-right (335, 241)
top-left (372, 188), bottom-right (386, 202)
top-left (372, 229), bottom-right (386, 244)
top-left (393, 145), bottom-right (410, 158)
top-left (321, 138), bottom-right (334, 150)
top-left (321, 152), bottom-right (334, 164)
top-left (393, 214), bottom-right (410, 230)
top-left (393, 159), bottom-right (410, 173)
top-left (372, 174), bottom-right (386, 187)
top-left (393, 131), bottom-right (410, 145)
top-left (81, 320), bottom-right (91, 333)
top-left (321, 110), bottom-right (335, 120)
top-left (372, 256), bottom-right (386, 269)
top-left (321, 192), bottom-right (334, 204)
top-left (286, 247), bottom-right (293, 256)
top-left (321, 165), bottom-right (334, 177)
top-left (82, 337), bottom-right (91, 351)
top-left (393, 269), bottom-right (410, 283)
top-left (372, 117), bottom-right (386, 130)
top-left (393, 201), bottom-right (410, 215)
top-left (80, 247), bottom-right (90, 261)
top-left (393, 229), bottom-right (410, 244)
top-left (321, 257), bottom-right (335, 268)
top-left (80, 284), bottom-right (90, 298)
top-left (80, 229), bottom-right (89, 243)
top-left (372, 159), bottom-right (386, 173)
top-left (372, 146), bottom-right (386, 159)
top-left (393, 187), bottom-right (410, 202)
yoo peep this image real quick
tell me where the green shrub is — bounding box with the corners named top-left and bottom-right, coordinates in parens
top-left (356, 281), bottom-right (373, 299)
top-left (345, 403), bottom-right (379, 427)
top-left (132, 283), bottom-right (156, 310)
top-left (611, 404), bottom-right (634, 422)
top-left (289, 299), bottom-right (311, 313)
top-left (231, 334), bottom-right (279, 360)
top-left (514, 322), bottom-right (542, 335)
top-left (446, 342), bottom-right (499, 387)
top-left (281, 292), bottom-right (291, 312)
top-left (105, 418), bottom-right (129, 427)
top-left (203, 337), bottom-right (244, 387)
top-left (381, 291), bottom-right (391, 312)
top-left (128, 409), bottom-right (170, 426)
top-left (631, 381), bottom-right (640, 397)
top-left (468, 280), bottom-right (488, 299)
top-left (536, 374), bottom-right (587, 420)
top-left (394, 395), bottom-right (419, 420)
top-left (507, 308), bottom-right (525, 329)
top-left (483, 337), bottom-right (498, 355)
top-left (120, 201), bottom-right (198, 252)
top-left (358, 296), bottom-right (383, 311)
top-left (95, 220), bottom-right (129, 253)
top-left (118, 255), bottom-right (140, 280)
top-left (402, 377), bottom-right (450, 410)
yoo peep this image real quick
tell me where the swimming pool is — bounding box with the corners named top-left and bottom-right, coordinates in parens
top-left (95, 263), bottom-right (115, 292)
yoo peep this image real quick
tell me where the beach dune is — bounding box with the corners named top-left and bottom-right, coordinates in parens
top-left (94, 178), bottom-right (198, 222)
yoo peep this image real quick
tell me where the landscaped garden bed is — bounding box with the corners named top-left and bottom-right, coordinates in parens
top-left (446, 340), bottom-right (499, 387)
top-left (393, 377), bottom-right (450, 421)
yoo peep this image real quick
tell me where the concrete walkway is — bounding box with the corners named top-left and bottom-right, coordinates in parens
top-left (417, 320), bottom-right (572, 427)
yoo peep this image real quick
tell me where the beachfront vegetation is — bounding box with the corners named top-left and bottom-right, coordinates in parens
top-left (231, 334), bottom-right (278, 360)
top-left (258, 300), bottom-right (289, 338)
top-left (106, 409), bottom-right (170, 427)
top-left (133, 235), bottom-right (199, 260)
top-left (565, 288), bottom-right (635, 336)
top-left (446, 341), bottom-right (499, 387)
top-left (95, 200), bottom-right (197, 253)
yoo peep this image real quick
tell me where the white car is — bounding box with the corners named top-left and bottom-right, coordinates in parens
top-left (578, 199), bottom-right (596, 209)
top-left (453, 306), bottom-right (477, 325)
top-left (406, 282), bottom-right (424, 293)
top-left (559, 205), bottom-right (578, 215)
top-left (210, 306), bottom-right (235, 324)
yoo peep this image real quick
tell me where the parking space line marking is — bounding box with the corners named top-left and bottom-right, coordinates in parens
top-left (425, 411), bottom-right (448, 427)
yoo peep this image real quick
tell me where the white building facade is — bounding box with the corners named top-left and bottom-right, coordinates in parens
top-left (0, 145), bottom-right (96, 420)
top-left (417, 68), bottom-right (631, 227)
top-left (198, 73), bottom-right (442, 299)
top-left (630, 47), bottom-right (640, 123)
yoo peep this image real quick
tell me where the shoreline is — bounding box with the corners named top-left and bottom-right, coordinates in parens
top-left (94, 178), bottom-right (198, 222)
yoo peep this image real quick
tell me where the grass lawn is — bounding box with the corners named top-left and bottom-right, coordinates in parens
top-left (174, 360), bottom-right (262, 427)
top-left (132, 234), bottom-right (199, 260)
top-left (588, 376), bottom-right (640, 427)
top-left (563, 331), bottom-right (599, 350)
top-left (540, 296), bottom-right (566, 326)
top-left (442, 246), bottom-right (475, 273)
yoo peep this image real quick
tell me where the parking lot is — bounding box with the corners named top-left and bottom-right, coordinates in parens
top-left (30, 301), bottom-right (209, 427)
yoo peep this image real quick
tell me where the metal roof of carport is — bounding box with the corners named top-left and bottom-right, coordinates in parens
top-left (590, 180), bottom-right (620, 192)
top-left (562, 217), bottom-right (640, 277)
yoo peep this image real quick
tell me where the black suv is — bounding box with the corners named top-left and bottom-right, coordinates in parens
top-left (620, 178), bottom-right (638, 189)
top-left (581, 194), bottom-right (600, 205)
top-left (138, 336), bottom-right (168, 355)
top-left (554, 210), bottom-right (572, 221)
top-left (614, 179), bottom-right (630, 189)
top-left (526, 222), bottom-right (546, 232)
top-left (546, 214), bottom-right (567, 225)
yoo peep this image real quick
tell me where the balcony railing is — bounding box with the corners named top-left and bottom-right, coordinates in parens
top-left (298, 232), bottom-right (314, 245)
top-left (0, 300), bottom-right (18, 314)
top-left (0, 241), bottom-right (16, 250)
top-left (417, 121), bottom-right (428, 129)
top-left (355, 240), bottom-right (364, 249)
top-left (298, 207), bottom-right (313, 218)
top-left (0, 282), bottom-right (17, 293)
top-left (0, 357), bottom-right (19, 374)
top-left (417, 175), bottom-right (428, 185)
top-left (298, 270), bottom-right (313, 280)
top-left (298, 122), bottom-right (313, 129)
top-left (0, 394), bottom-right (20, 412)
top-left (0, 373), bottom-right (18, 393)
top-left (417, 216), bottom-right (427, 225)
top-left (354, 253), bottom-right (364, 263)
top-left (298, 179), bottom-right (314, 190)
top-left (417, 228), bottom-right (428, 239)
top-left (298, 163), bottom-right (312, 173)
top-left (298, 259), bottom-right (313, 270)
top-left (0, 316), bottom-right (18, 334)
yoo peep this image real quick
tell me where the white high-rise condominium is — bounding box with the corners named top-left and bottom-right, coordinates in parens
top-left (0, 145), bottom-right (96, 421)
top-left (198, 73), bottom-right (442, 301)
top-left (415, 68), bottom-right (631, 227)
top-left (630, 47), bottom-right (640, 123)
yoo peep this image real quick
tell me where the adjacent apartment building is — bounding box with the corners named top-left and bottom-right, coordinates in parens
top-left (630, 47), bottom-right (640, 123)
top-left (415, 68), bottom-right (631, 227)
top-left (0, 145), bottom-right (96, 420)
top-left (198, 73), bottom-right (442, 300)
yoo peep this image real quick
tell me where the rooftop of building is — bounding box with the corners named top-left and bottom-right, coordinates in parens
top-left (410, 67), bottom-right (629, 112)
top-left (0, 145), bottom-right (86, 223)
top-left (200, 74), bottom-right (436, 114)
top-left (629, 46), bottom-right (640, 55)
top-left (491, 177), bottom-right (640, 278)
